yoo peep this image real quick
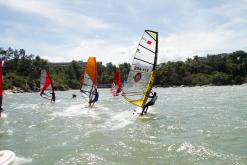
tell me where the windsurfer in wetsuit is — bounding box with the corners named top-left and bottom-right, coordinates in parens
top-left (0, 107), bottom-right (3, 118)
top-left (89, 88), bottom-right (99, 107)
top-left (140, 92), bottom-right (158, 116)
top-left (40, 91), bottom-right (55, 103)
top-left (111, 82), bottom-right (116, 92)
top-left (51, 91), bottom-right (55, 103)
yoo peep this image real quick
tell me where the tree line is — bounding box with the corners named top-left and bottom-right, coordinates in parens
top-left (0, 47), bottom-right (247, 91)
top-left (156, 50), bottom-right (247, 86)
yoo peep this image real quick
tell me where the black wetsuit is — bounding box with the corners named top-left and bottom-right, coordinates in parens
top-left (51, 92), bottom-right (55, 102)
top-left (141, 92), bottom-right (158, 115)
top-left (0, 107), bottom-right (3, 117)
top-left (89, 89), bottom-right (99, 106)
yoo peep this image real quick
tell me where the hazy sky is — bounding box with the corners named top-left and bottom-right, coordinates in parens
top-left (0, 0), bottom-right (247, 64)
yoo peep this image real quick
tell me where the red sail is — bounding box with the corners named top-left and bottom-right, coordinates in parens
top-left (40, 69), bottom-right (54, 97)
top-left (111, 69), bottom-right (121, 96)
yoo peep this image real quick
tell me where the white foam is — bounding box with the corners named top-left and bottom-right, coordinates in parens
top-left (13, 156), bottom-right (32, 165)
top-left (14, 104), bottom-right (41, 110)
top-left (28, 125), bottom-right (36, 128)
top-left (0, 113), bottom-right (7, 118)
top-left (176, 142), bottom-right (194, 153)
top-left (175, 142), bottom-right (219, 159)
top-left (0, 128), bottom-right (14, 135)
top-left (54, 152), bottom-right (104, 165)
top-left (106, 111), bottom-right (133, 130)
top-left (167, 144), bottom-right (175, 151)
top-left (133, 107), bottom-right (143, 115)
top-left (149, 136), bottom-right (157, 139)
top-left (132, 106), bottom-right (157, 117)
top-left (50, 104), bottom-right (100, 119)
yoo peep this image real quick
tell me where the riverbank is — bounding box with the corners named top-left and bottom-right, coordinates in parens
top-left (3, 84), bottom-right (112, 93)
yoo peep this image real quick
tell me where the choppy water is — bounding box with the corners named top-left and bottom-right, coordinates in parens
top-left (0, 86), bottom-right (247, 165)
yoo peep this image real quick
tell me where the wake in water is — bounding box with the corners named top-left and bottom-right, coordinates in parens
top-left (0, 112), bottom-right (7, 118)
top-left (13, 156), bottom-right (32, 165)
top-left (132, 106), bottom-right (157, 119)
top-left (50, 104), bottom-right (100, 119)
top-left (54, 152), bottom-right (105, 165)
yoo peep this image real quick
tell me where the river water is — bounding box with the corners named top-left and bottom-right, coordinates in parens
top-left (0, 86), bottom-right (247, 165)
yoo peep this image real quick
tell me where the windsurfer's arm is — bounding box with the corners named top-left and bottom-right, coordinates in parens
top-left (80, 89), bottom-right (88, 94)
top-left (147, 94), bottom-right (153, 98)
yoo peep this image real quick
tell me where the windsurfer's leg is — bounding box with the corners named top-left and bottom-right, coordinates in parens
top-left (89, 101), bottom-right (92, 107)
top-left (144, 107), bottom-right (147, 113)
top-left (0, 108), bottom-right (3, 117)
top-left (140, 106), bottom-right (146, 116)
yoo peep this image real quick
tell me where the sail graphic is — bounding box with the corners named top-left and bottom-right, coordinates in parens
top-left (40, 69), bottom-right (55, 99)
top-left (80, 57), bottom-right (98, 102)
top-left (111, 69), bottom-right (121, 96)
top-left (122, 30), bottom-right (158, 107)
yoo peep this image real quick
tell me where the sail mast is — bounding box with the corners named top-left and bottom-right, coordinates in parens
top-left (0, 59), bottom-right (3, 113)
top-left (154, 31), bottom-right (158, 70)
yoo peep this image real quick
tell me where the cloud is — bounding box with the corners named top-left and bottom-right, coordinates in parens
top-left (157, 0), bottom-right (247, 62)
top-left (0, 0), bottom-right (110, 30)
top-left (0, 0), bottom-right (247, 65)
top-left (45, 39), bottom-right (137, 65)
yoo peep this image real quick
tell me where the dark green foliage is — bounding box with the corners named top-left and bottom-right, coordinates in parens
top-left (157, 50), bottom-right (247, 86)
top-left (1, 47), bottom-right (247, 90)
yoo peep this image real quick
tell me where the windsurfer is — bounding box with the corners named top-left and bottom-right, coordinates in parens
top-left (40, 91), bottom-right (55, 103)
top-left (111, 82), bottom-right (115, 90)
top-left (140, 92), bottom-right (157, 116)
top-left (51, 92), bottom-right (55, 103)
top-left (116, 87), bottom-right (121, 93)
top-left (89, 88), bottom-right (99, 106)
top-left (0, 107), bottom-right (3, 117)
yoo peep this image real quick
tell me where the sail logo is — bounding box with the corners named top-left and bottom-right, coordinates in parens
top-left (134, 72), bottom-right (142, 82)
top-left (134, 66), bottom-right (149, 72)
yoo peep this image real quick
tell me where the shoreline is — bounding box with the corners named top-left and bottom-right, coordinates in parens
top-left (3, 83), bottom-right (247, 94)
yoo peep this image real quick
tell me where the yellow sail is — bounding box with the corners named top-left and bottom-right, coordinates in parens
top-left (122, 30), bottom-right (158, 108)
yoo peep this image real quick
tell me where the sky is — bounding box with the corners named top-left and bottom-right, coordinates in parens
top-left (0, 0), bottom-right (247, 65)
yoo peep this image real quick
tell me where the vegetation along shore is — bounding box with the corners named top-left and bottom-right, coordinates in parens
top-left (1, 47), bottom-right (247, 92)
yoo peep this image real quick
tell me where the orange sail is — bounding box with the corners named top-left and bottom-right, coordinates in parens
top-left (80, 57), bottom-right (98, 103)
top-left (84, 57), bottom-right (97, 85)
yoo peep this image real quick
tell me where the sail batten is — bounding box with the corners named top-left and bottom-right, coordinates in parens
top-left (122, 30), bottom-right (158, 107)
top-left (139, 44), bottom-right (156, 54)
top-left (133, 57), bottom-right (154, 65)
